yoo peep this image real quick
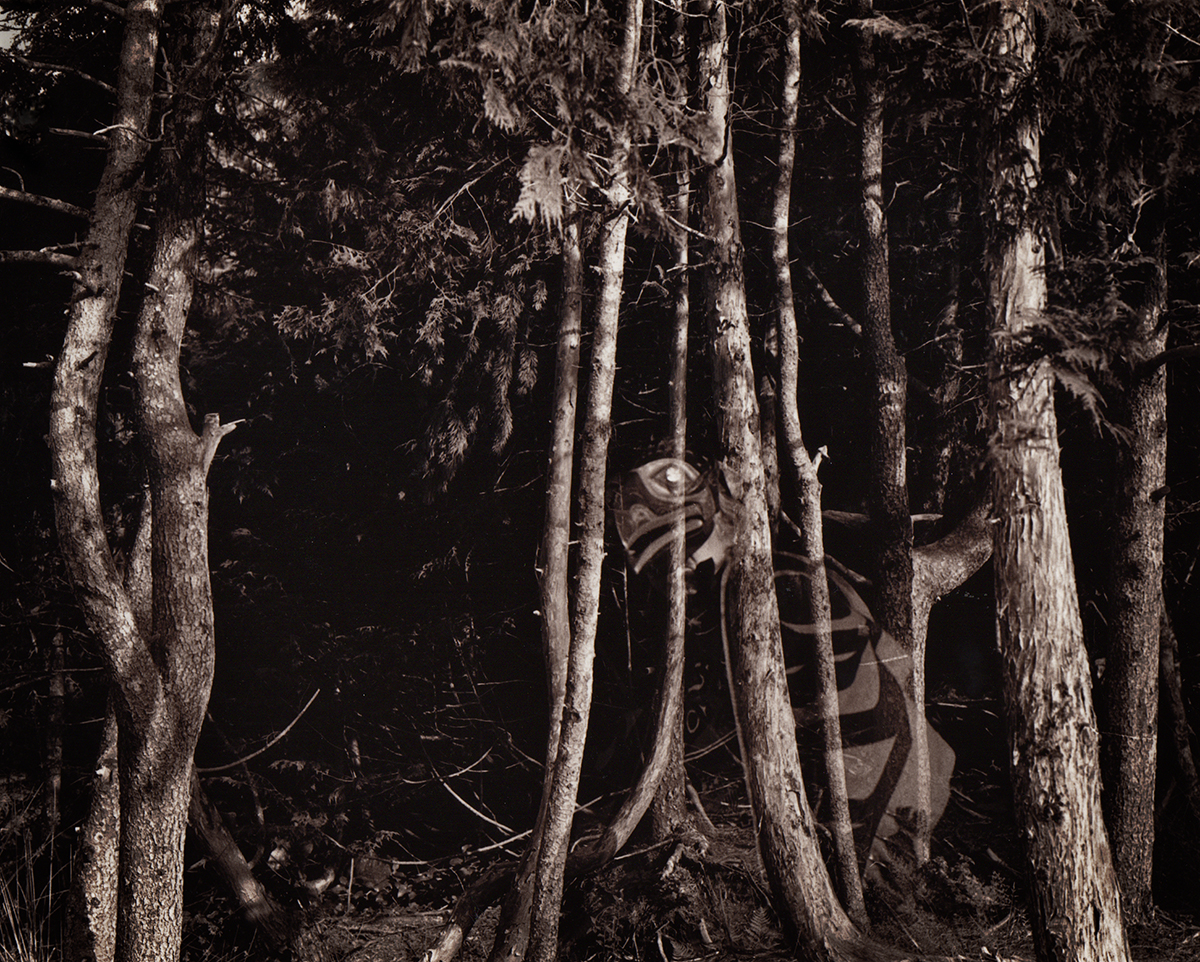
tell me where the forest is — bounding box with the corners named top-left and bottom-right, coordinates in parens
top-left (2, 1), bottom-right (1200, 960)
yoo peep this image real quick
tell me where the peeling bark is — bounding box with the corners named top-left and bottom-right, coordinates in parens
top-left (982, 2), bottom-right (1129, 958)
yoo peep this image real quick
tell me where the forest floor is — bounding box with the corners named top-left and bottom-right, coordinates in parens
top-left (181, 759), bottom-right (1200, 962)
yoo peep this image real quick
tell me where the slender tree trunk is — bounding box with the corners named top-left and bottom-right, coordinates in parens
top-left (525, 6), bottom-right (641, 960)
top-left (982, 3), bottom-right (1128, 958)
top-left (1160, 605), bottom-right (1200, 824)
top-left (772, 1), bottom-right (867, 928)
top-left (67, 709), bottom-right (120, 962)
top-left (489, 211), bottom-right (582, 962)
top-left (651, 0), bottom-right (694, 834)
top-left (651, 138), bottom-right (692, 839)
top-left (849, 0), bottom-right (929, 864)
top-left (695, 2), bottom-right (866, 955)
top-left (1098, 257), bottom-right (1166, 922)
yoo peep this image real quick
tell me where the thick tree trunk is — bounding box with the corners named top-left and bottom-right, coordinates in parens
top-left (772, 1), bottom-right (866, 928)
top-left (695, 2), bottom-right (865, 955)
top-left (49, 3), bottom-right (163, 959)
top-left (51, 6), bottom-right (236, 960)
top-left (982, 3), bottom-right (1128, 959)
top-left (119, 10), bottom-right (230, 960)
top-left (1099, 258), bottom-right (1167, 922)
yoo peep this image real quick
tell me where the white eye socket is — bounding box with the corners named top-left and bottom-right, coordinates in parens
top-left (664, 465), bottom-right (682, 485)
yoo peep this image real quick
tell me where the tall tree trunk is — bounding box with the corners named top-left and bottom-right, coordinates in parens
top-left (773, 1), bottom-right (867, 928)
top-left (525, 5), bottom-right (641, 960)
top-left (51, 6), bottom-right (237, 960)
top-left (489, 210), bottom-right (583, 962)
top-left (651, 0), bottom-right (694, 835)
top-left (49, 3), bottom-right (163, 959)
top-left (981, 3), bottom-right (1129, 959)
top-left (120, 10), bottom-right (230, 961)
top-left (695, 2), bottom-right (865, 954)
top-left (650, 138), bottom-right (692, 839)
top-left (849, 0), bottom-right (929, 865)
top-left (1099, 256), bottom-right (1167, 921)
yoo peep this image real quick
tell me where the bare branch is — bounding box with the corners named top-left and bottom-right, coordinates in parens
top-left (798, 263), bottom-right (863, 336)
top-left (196, 689), bottom-right (320, 773)
top-left (0, 249), bottom-right (81, 269)
top-left (0, 48), bottom-right (116, 96)
top-left (0, 185), bottom-right (89, 220)
top-left (46, 127), bottom-right (109, 145)
top-left (1137, 343), bottom-right (1200, 377)
top-left (80, 0), bottom-right (128, 17)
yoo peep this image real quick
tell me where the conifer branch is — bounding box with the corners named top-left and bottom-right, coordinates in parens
top-left (0, 249), bottom-right (81, 269)
top-left (0, 186), bottom-right (89, 220)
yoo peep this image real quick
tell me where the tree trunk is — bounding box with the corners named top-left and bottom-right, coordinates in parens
top-left (489, 210), bottom-right (582, 962)
top-left (49, 3), bottom-right (163, 959)
top-left (1099, 257), bottom-right (1167, 922)
top-left (657, 131), bottom-right (696, 834)
top-left (772, 0), bottom-right (867, 928)
top-left (695, 2), bottom-right (865, 955)
top-left (66, 709), bottom-right (120, 962)
top-left (119, 9), bottom-right (230, 960)
top-left (982, 3), bottom-right (1129, 958)
top-left (848, 0), bottom-right (929, 866)
top-left (51, 6), bottom-right (237, 960)
top-left (524, 5), bottom-right (641, 959)
top-left (189, 772), bottom-right (293, 948)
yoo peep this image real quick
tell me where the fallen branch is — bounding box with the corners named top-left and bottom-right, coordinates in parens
top-left (197, 688), bottom-right (319, 773)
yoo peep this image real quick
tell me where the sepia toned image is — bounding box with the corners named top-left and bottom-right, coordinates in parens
top-left (1, 2), bottom-right (1198, 960)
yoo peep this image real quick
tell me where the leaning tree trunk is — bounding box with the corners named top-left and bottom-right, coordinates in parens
top-left (982, 2), bottom-right (1129, 959)
top-left (695, 2), bottom-right (865, 955)
top-left (1099, 256), bottom-right (1167, 922)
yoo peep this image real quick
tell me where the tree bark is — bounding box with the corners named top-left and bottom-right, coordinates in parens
top-left (982, 2), bottom-right (1129, 958)
top-left (49, 4), bottom-right (163, 959)
top-left (489, 211), bottom-right (582, 962)
top-left (1099, 258), bottom-right (1167, 922)
top-left (849, 0), bottom-right (928, 864)
top-left (50, 5), bottom-right (237, 960)
top-left (773, 0), bottom-right (867, 928)
top-left (118, 8), bottom-right (229, 959)
top-left (695, 2), bottom-right (866, 955)
top-left (657, 134), bottom-right (696, 839)
top-left (524, 5), bottom-right (641, 959)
